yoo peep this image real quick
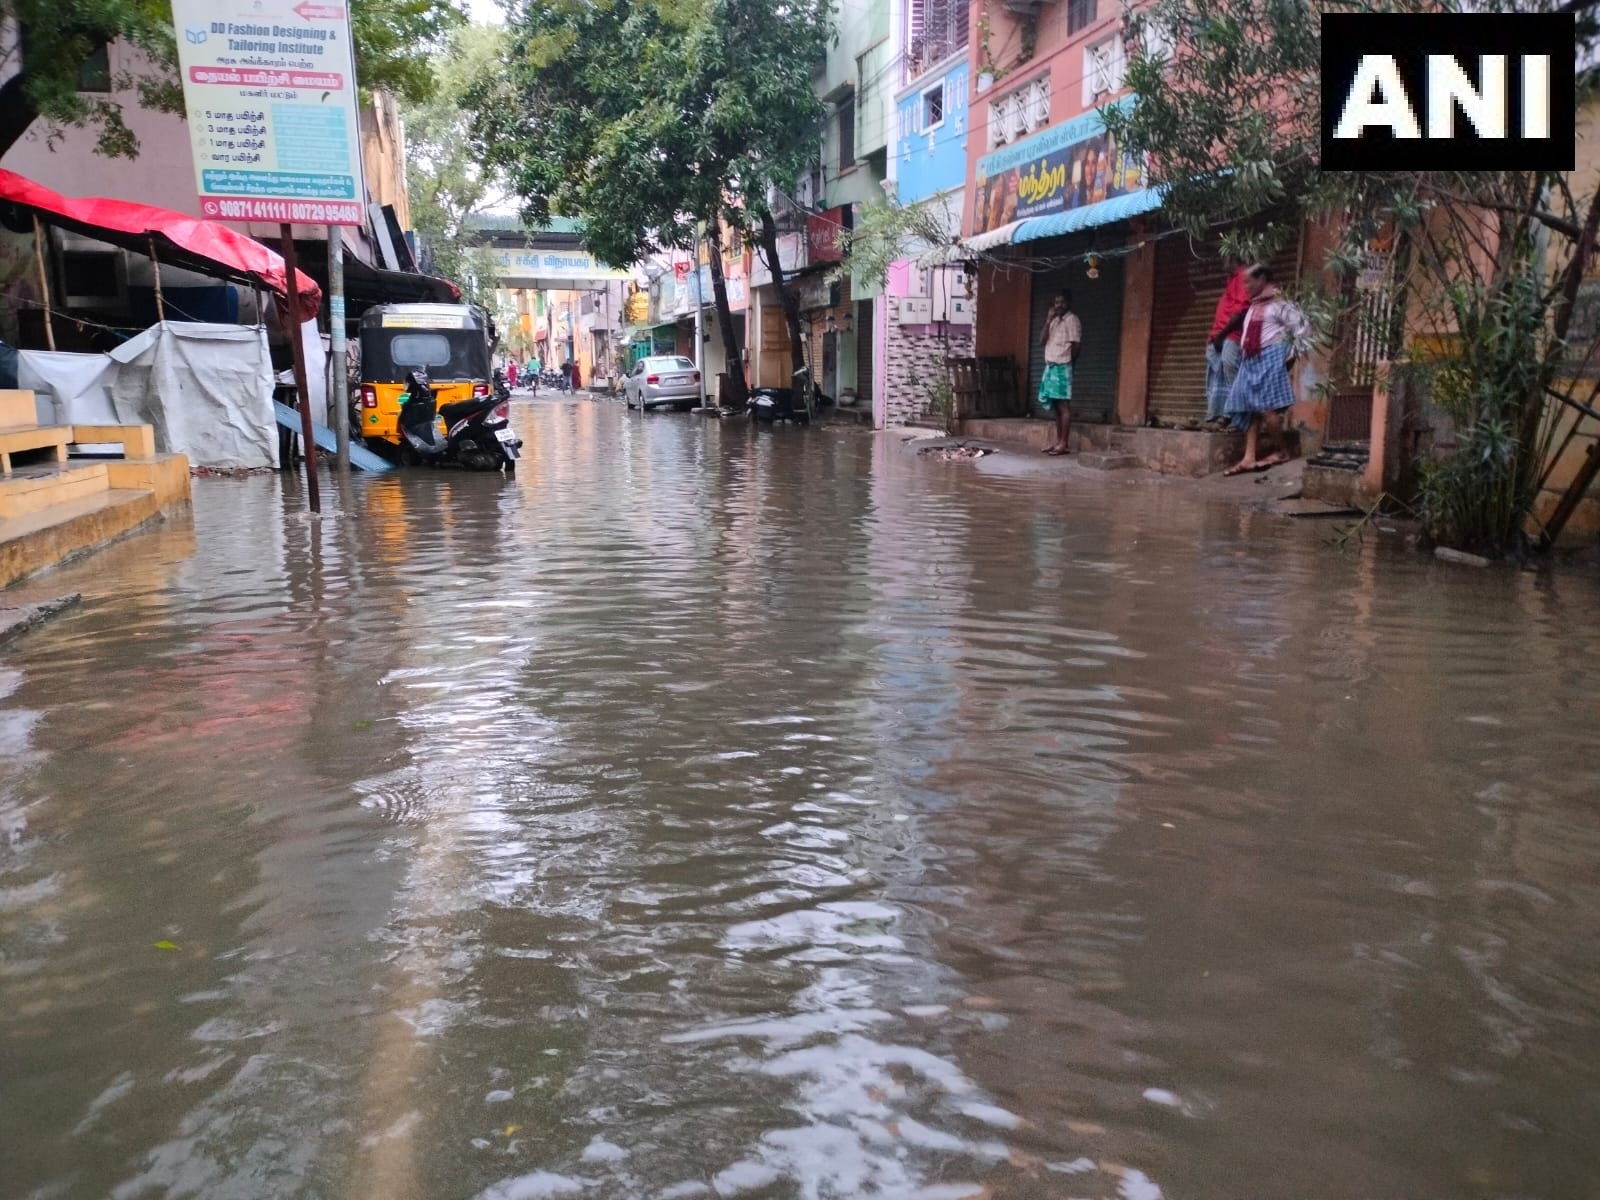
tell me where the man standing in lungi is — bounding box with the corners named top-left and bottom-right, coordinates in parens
top-left (1039, 290), bottom-right (1081, 456)
top-left (1224, 264), bottom-right (1309, 475)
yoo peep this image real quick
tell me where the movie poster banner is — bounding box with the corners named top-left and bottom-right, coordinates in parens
top-left (972, 95), bottom-right (1147, 235)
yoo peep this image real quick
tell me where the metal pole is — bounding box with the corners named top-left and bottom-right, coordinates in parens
top-left (279, 224), bottom-right (321, 514)
top-left (693, 228), bottom-right (707, 410)
top-left (328, 225), bottom-right (350, 471)
top-left (32, 216), bottom-right (55, 351)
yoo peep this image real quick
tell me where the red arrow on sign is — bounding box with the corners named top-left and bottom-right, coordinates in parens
top-left (293, 2), bottom-right (346, 18)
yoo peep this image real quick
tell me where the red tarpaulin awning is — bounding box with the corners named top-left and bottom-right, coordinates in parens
top-left (0, 168), bottom-right (322, 322)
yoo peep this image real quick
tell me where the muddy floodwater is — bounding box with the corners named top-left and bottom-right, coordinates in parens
top-left (3, 398), bottom-right (1600, 1200)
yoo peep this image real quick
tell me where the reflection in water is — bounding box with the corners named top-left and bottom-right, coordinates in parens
top-left (3, 398), bottom-right (1600, 1200)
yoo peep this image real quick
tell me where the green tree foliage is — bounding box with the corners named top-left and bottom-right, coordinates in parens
top-left (0, 0), bottom-right (465, 160)
top-left (1103, 0), bottom-right (1600, 555)
top-left (402, 22), bottom-right (511, 307)
top-left (837, 196), bottom-right (960, 290)
top-left (475, 0), bottom-right (832, 397)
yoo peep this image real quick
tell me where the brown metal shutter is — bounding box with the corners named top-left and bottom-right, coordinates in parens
top-left (1146, 239), bottom-right (1298, 426)
top-left (856, 298), bottom-right (874, 400)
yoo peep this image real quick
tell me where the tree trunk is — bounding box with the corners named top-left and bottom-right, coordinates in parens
top-left (758, 209), bottom-right (807, 379)
top-left (0, 73), bottom-right (40, 160)
top-left (706, 214), bottom-right (748, 408)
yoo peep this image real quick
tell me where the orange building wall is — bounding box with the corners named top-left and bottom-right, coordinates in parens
top-left (974, 261), bottom-right (1035, 412)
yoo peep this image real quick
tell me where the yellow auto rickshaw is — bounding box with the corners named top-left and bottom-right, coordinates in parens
top-left (357, 303), bottom-right (496, 455)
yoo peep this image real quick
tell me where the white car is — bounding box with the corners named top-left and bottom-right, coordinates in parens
top-left (624, 356), bottom-right (702, 411)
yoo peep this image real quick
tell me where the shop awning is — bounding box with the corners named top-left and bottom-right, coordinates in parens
top-left (0, 168), bottom-right (321, 321)
top-left (288, 246), bottom-right (459, 308)
top-left (1012, 187), bottom-right (1164, 244)
top-left (940, 188), bottom-right (1166, 263)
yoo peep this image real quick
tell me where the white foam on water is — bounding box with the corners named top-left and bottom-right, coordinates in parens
top-left (475, 1170), bottom-right (594, 1200)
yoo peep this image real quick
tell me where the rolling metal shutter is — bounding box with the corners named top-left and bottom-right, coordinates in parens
top-left (1027, 236), bottom-right (1123, 424)
top-left (856, 298), bottom-right (874, 400)
top-left (1145, 239), bottom-right (1298, 426)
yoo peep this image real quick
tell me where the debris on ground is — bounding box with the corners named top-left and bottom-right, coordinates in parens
top-left (191, 466), bottom-right (277, 478)
top-left (918, 443), bottom-right (993, 462)
top-left (0, 594), bottom-right (82, 646)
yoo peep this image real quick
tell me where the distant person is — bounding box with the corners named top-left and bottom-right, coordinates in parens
top-left (507, 359), bottom-right (518, 390)
top-left (1224, 263), bottom-right (1309, 476)
top-left (1206, 259), bottom-right (1251, 429)
top-left (528, 354), bottom-right (541, 395)
top-left (1038, 290), bottom-right (1081, 456)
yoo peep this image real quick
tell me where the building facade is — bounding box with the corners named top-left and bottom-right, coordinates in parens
top-left (881, 0), bottom-right (976, 427)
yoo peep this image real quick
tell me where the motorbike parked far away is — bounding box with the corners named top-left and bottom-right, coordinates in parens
top-left (397, 368), bottom-right (521, 471)
top-left (748, 365), bottom-right (831, 426)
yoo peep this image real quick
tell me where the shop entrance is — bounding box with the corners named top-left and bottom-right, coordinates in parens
top-left (1027, 236), bottom-right (1124, 424)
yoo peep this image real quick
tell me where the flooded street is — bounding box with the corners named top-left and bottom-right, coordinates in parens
top-left (4, 396), bottom-right (1600, 1200)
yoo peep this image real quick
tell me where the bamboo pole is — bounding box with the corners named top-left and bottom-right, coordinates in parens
top-left (32, 216), bottom-right (55, 351)
top-left (149, 237), bottom-right (166, 322)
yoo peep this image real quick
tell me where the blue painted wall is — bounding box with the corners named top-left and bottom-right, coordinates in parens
top-left (894, 62), bottom-right (970, 206)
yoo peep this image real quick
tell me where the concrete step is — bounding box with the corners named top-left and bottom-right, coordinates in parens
top-left (0, 488), bottom-right (163, 591)
top-left (0, 463), bottom-right (110, 520)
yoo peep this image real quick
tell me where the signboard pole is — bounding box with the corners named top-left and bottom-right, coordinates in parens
top-left (329, 225), bottom-right (349, 471)
top-left (280, 225), bottom-right (321, 513)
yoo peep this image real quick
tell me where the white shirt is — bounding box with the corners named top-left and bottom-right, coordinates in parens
top-left (1043, 311), bottom-right (1082, 364)
top-left (1242, 291), bottom-right (1309, 354)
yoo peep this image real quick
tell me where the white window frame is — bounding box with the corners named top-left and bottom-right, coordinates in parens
top-left (1026, 76), bottom-right (1051, 130)
top-left (922, 81), bottom-right (946, 133)
top-left (1082, 36), bottom-right (1126, 105)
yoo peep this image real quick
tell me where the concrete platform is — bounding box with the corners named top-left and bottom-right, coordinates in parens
top-left (0, 488), bottom-right (165, 590)
top-left (955, 417), bottom-right (1304, 478)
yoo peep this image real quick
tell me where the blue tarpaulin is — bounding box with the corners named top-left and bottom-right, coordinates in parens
top-left (1011, 187), bottom-right (1165, 245)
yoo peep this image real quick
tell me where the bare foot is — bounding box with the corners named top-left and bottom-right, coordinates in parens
top-left (1223, 459), bottom-right (1260, 476)
top-left (1257, 452), bottom-right (1289, 468)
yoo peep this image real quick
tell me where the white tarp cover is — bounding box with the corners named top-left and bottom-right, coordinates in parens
top-left (19, 322), bottom-right (281, 469)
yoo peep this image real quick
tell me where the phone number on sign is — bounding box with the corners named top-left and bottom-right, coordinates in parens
top-left (202, 198), bottom-right (363, 224)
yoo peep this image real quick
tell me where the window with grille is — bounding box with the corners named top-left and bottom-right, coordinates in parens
top-left (1067, 0), bottom-right (1097, 36)
top-left (905, 0), bottom-right (971, 83)
top-left (1026, 77), bottom-right (1050, 128)
top-left (923, 83), bottom-right (945, 130)
top-left (838, 94), bottom-right (856, 169)
top-left (1082, 37), bottom-right (1125, 103)
top-left (988, 78), bottom-right (1050, 150)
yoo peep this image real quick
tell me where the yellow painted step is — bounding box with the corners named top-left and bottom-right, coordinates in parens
top-left (0, 389), bottom-right (38, 428)
top-left (0, 463), bottom-right (110, 520)
top-left (0, 488), bottom-right (162, 591)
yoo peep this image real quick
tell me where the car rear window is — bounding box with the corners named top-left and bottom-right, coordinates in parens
top-left (647, 357), bottom-right (696, 372)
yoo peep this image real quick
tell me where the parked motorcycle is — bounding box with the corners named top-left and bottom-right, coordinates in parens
top-left (397, 369), bottom-right (521, 470)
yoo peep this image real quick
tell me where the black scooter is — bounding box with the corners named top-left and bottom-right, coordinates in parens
top-left (397, 369), bottom-right (521, 471)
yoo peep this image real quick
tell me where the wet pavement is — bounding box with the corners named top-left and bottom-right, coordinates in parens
top-left (3, 396), bottom-right (1600, 1200)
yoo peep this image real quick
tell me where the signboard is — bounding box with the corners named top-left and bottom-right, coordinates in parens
top-left (381, 312), bottom-right (471, 329)
top-left (807, 208), bottom-right (848, 263)
top-left (493, 249), bottom-right (630, 287)
top-left (972, 95), bottom-right (1146, 234)
top-left (171, 0), bottom-right (366, 225)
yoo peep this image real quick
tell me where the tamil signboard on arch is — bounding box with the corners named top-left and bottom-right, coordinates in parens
top-left (170, 0), bottom-right (366, 225)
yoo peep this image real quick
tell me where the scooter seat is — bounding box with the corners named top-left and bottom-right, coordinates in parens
top-left (439, 398), bottom-right (491, 426)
